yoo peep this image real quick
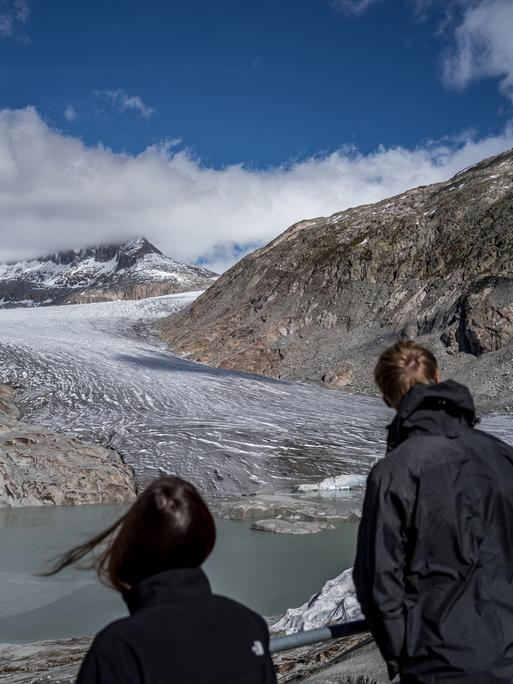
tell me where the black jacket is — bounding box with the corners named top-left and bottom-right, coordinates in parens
top-left (354, 380), bottom-right (513, 684)
top-left (77, 567), bottom-right (277, 683)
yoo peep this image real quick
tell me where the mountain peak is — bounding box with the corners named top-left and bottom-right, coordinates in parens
top-left (118, 237), bottom-right (160, 255)
top-left (116, 237), bottom-right (162, 269)
top-left (0, 237), bottom-right (217, 307)
top-left (43, 237), bottom-right (161, 268)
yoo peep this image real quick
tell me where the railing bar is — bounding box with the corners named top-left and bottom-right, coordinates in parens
top-left (269, 619), bottom-right (369, 654)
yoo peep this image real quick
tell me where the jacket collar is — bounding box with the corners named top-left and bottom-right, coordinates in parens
top-left (387, 380), bottom-right (476, 452)
top-left (123, 567), bottom-right (211, 614)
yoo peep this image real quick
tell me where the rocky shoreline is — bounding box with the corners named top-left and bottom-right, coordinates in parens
top-left (0, 384), bottom-right (136, 507)
top-left (0, 639), bottom-right (91, 683)
top-left (0, 636), bottom-right (387, 684)
top-left (0, 636), bottom-right (388, 684)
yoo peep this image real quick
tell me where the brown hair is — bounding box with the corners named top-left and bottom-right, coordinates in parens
top-left (43, 476), bottom-right (216, 591)
top-left (374, 340), bottom-right (439, 409)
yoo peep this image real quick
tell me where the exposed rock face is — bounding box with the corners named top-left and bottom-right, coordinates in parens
top-left (0, 384), bottom-right (136, 506)
top-left (443, 276), bottom-right (513, 355)
top-left (0, 237), bottom-right (217, 308)
top-left (0, 384), bottom-right (19, 420)
top-left (159, 149), bottom-right (513, 400)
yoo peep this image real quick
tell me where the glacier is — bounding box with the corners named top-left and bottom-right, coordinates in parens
top-left (0, 291), bottom-right (512, 498)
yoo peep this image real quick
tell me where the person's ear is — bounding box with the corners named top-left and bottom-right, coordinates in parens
top-left (435, 369), bottom-right (441, 383)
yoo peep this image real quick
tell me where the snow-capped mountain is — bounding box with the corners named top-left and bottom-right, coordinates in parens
top-left (0, 237), bottom-right (217, 307)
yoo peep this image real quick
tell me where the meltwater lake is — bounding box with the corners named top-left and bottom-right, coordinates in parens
top-left (0, 504), bottom-right (359, 643)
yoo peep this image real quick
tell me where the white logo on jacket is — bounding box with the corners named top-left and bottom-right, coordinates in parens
top-left (251, 640), bottom-right (264, 656)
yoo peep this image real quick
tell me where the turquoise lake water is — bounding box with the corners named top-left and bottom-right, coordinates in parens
top-left (0, 503), bottom-right (358, 643)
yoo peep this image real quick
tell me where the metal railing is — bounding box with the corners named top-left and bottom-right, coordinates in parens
top-left (269, 618), bottom-right (369, 654)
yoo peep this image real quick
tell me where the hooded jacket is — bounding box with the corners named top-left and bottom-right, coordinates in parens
top-left (354, 380), bottom-right (513, 683)
top-left (76, 567), bottom-right (277, 683)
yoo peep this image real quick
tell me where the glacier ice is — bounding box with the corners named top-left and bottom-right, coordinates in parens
top-left (0, 291), bottom-right (511, 499)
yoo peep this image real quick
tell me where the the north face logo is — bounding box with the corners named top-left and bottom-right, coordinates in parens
top-left (252, 640), bottom-right (264, 656)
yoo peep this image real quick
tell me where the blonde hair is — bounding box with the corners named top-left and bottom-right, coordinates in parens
top-left (374, 340), bottom-right (439, 409)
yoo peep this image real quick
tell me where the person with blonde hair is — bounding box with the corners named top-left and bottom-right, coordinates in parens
top-left (354, 340), bottom-right (513, 683)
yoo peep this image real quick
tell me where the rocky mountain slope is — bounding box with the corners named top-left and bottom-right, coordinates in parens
top-left (0, 237), bottom-right (216, 307)
top-left (159, 149), bottom-right (513, 407)
top-left (0, 384), bottom-right (136, 506)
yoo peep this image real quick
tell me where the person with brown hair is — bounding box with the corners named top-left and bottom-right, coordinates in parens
top-left (354, 341), bottom-right (513, 683)
top-left (46, 475), bottom-right (277, 683)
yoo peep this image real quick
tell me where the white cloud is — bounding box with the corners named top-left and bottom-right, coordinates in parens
top-left (330, 0), bottom-right (513, 105)
top-left (443, 0), bottom-right (513, 102)
top-left (63, 105), bottom-right (77, 122)
top-left (330, 0), bottom-right (438, 17)
top-left (0, 108), bottom-right (511, 272)
top-left (93, 89), bottom-right (154, 119)
top-left (0, 0), bottom-right (30, 39)
top-left (331, 0), bottom-right (381, 15)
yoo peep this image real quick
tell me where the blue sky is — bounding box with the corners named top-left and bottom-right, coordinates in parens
top-left (0, 0), bottom-right (512, 269)
top-left (0, 0), bottom-right (509, 165)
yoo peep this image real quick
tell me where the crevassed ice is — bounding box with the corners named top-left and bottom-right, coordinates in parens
top-left (0, 293), bottom-right (511, 499)
top-left (0, 293), bottom-right (389, 498)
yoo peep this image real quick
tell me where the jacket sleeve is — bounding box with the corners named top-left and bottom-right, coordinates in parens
top-left (353, 461), bottom-right (414, 680)
top-left (76, 630), bottom-right (141, 684)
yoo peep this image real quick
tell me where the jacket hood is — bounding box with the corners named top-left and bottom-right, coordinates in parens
top-left (123, 567), bottom-right (211, 614)
top-left (387, 380), bottom-right (476, 452)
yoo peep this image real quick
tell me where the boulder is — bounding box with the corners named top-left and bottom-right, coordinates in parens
top-left (0, 384), bottom-right (136, 507)
top-left (323, 363), bottom-right (355, 390)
